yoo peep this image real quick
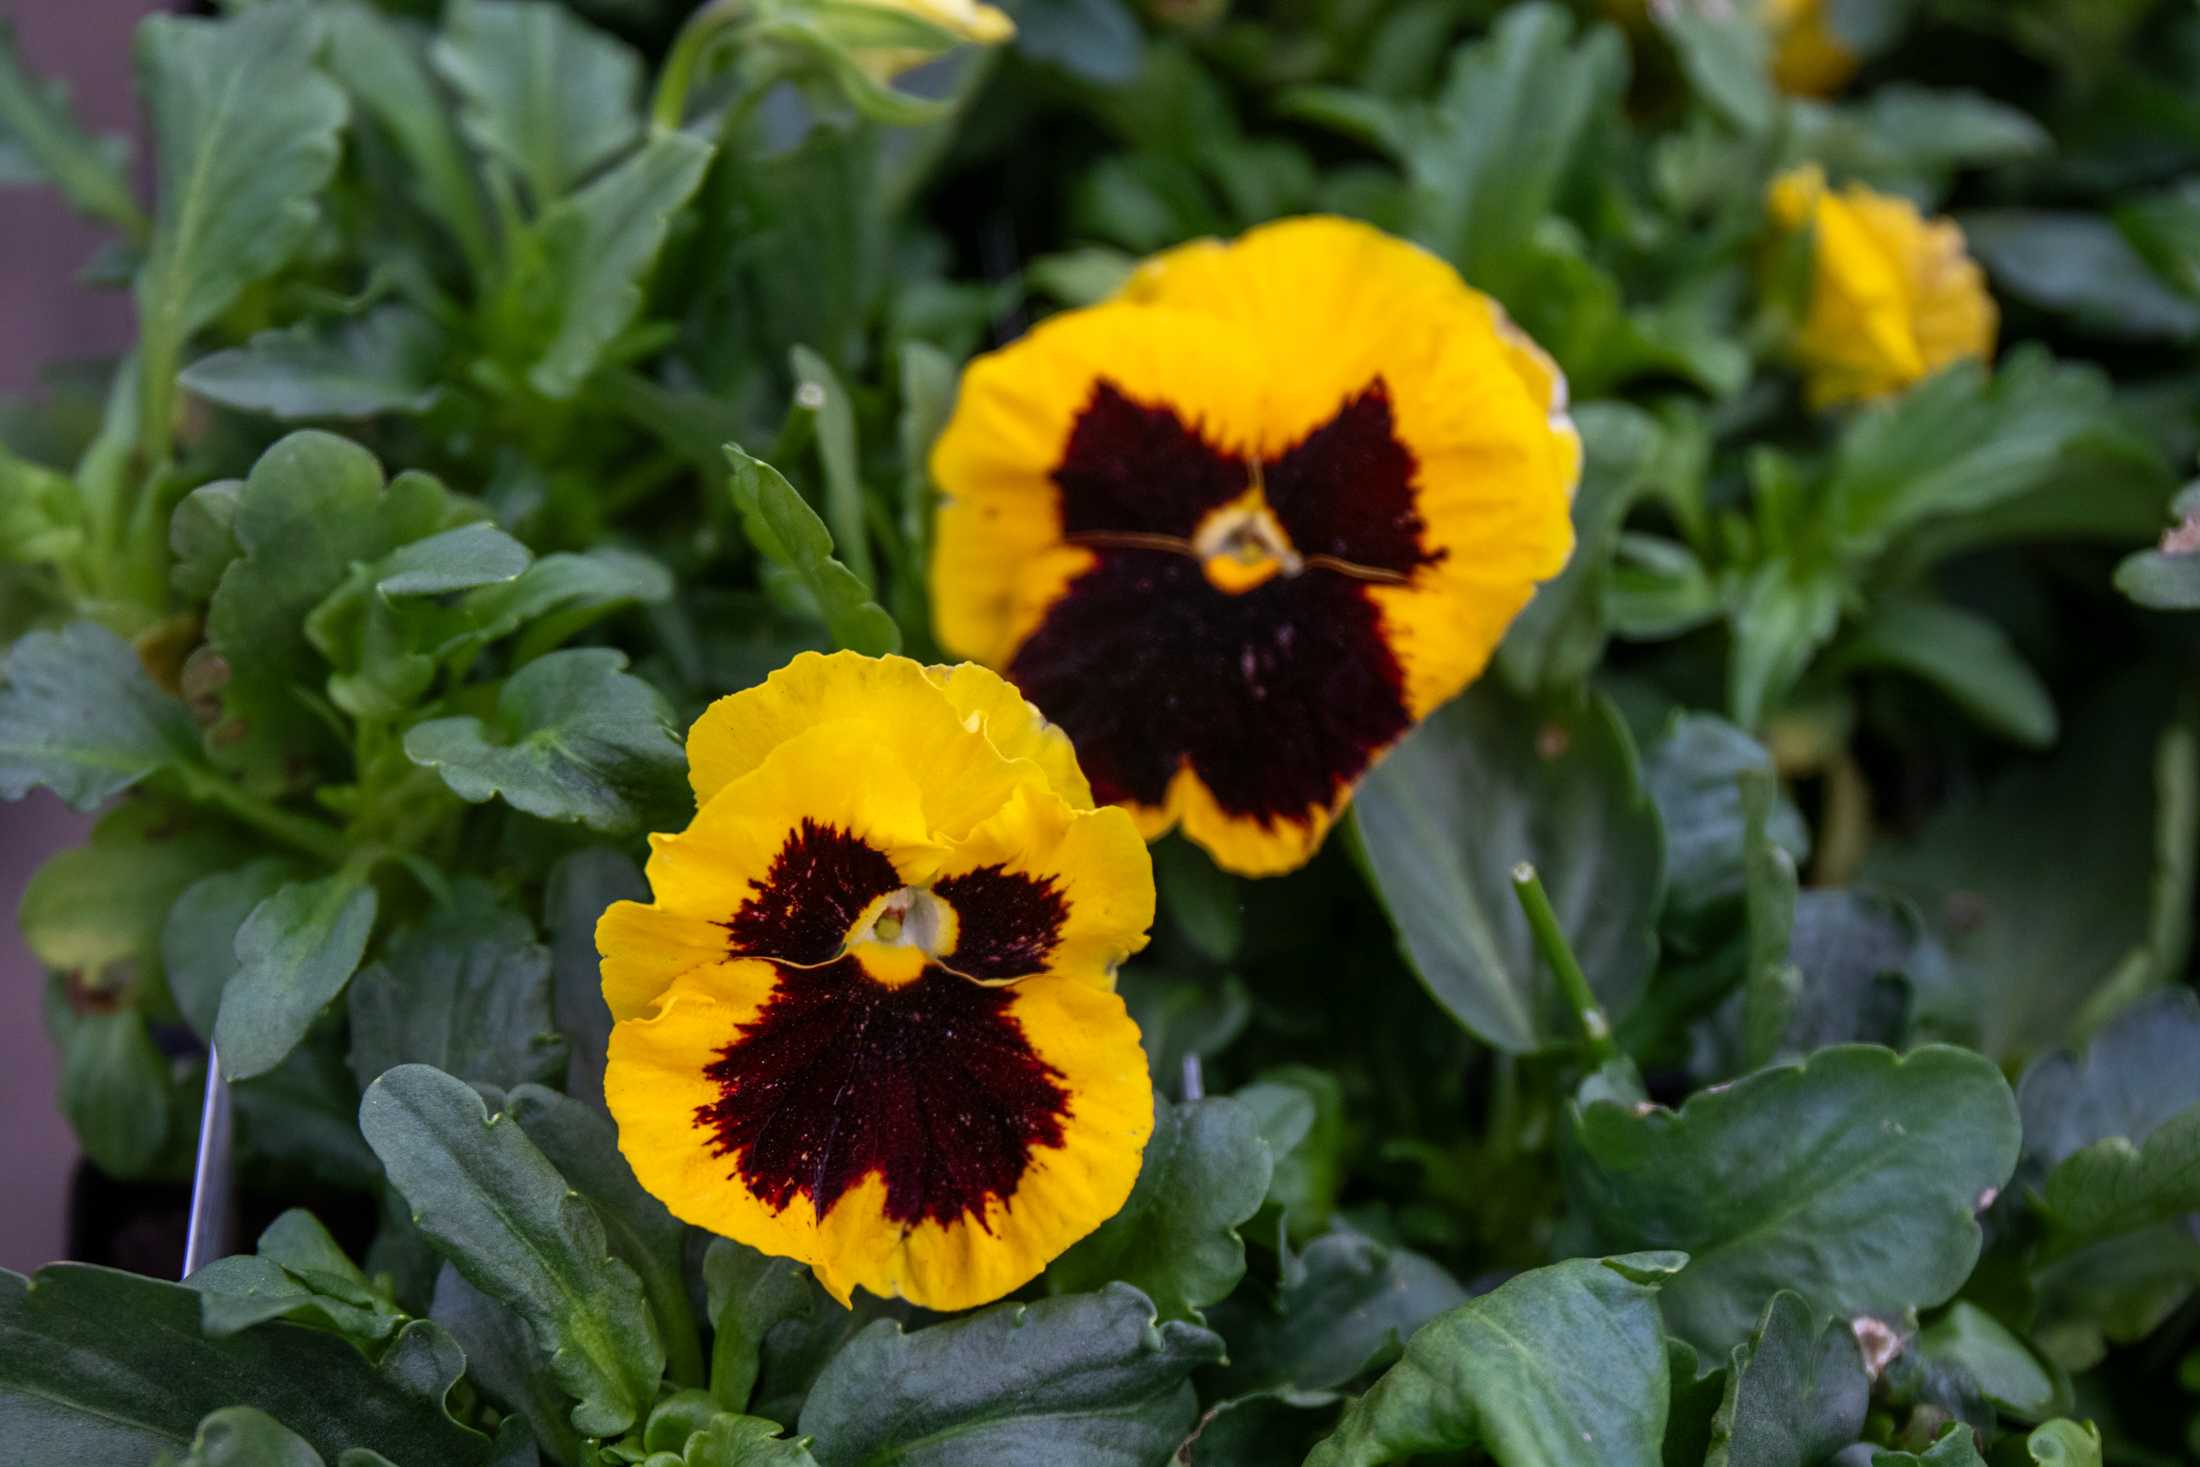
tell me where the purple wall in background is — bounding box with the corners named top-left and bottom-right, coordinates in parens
top-left (1, 1), bottom-right (164, 1272)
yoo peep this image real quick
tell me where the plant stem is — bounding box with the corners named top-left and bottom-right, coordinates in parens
top-left (173, 763), bottom-right (349, 865)
top-left (1509, 862), bottom-right (1620, 1067)
top-left (652, 0), bottom-right (747, 132)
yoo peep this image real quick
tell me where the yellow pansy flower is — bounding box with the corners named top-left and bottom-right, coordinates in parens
top-left (929, 215), bottom-right (1579, 878)
top-left (598, 652), bottom-right (1155, 1311)
top-left (1768, 165), bottom-right (1998, 408)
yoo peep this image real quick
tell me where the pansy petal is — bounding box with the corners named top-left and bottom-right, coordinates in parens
top-left (930, 304), bottom-right (1270, 668)
top-left (606, 957), bottom-right (1150, 1312)
top-left (597, 901), bottom-right (739, 1026)
top-left (933, 783), bottom-right (1153, 985)
top-left (922, 660), bottom-right (1094, 809)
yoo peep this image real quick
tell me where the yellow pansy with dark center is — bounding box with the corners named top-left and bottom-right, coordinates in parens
top-left (930, 216), bottom-right (1581, 876)
top-left (598, 652), bottom-right (1156, 1311)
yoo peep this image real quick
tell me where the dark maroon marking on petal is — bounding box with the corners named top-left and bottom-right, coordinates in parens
top-left (1054, 379), bottom-right (1249, 539)
top-left (724, 819), bottom-right (903, 965)
top-left (935, 865), bottom-right (1069, 981)
top-left (696, 956), bottom-right (1069, 1227)
top-left (1262, 380), bottom-right (1436, 575)
top-left (1007, 549), bottom-right (1413, 824)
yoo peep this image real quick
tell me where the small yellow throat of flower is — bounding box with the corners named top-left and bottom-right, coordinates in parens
top-left (1195, 495), bottom-right (1301, 595)
top-left (847, 886), bottom-right (959, 987)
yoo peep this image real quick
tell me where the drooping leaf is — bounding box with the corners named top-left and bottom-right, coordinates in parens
top-left (1202, 1227), bottom-right (1469, 1399)
top-left (359, 1064), bottom-right (664, 1437)
top-left (215, 873), bottom-right (379, 1082)
top-left (0, 1263), bottom-right (485, 1464)
top-left (0, 620), bottom-right (195, 808)
top-left (180, 306), bottom-right (447, 420)
top-left (1047, 1095), bottom-right (1271, 1322)
top-left (134, 8), bottom-right (348, 404)
top-left (798, 1284), bottom-right (1222, 1467)
top-left (1703, 1290), bottom-right (1869, 1467)
top-left (1838, 596), bottom-right (2057, 747)
top-left (1567, 1045), bottom-right (2021, 1355)
top-left (1355, 681), bottom-right (1663, 1052)
top-left (501, 132), bottom-right (714, 399)
top-left (505, 1083), bottom-right (703, 1389)
top-left (431, 0), bottom-right (643, 205)
top-left (1301, 1253), bottom-right (1681, 1467)
top-left (726, 443), bottom-right (901, 656)
top-left (347, 896), bottom-right (565, 1094)
top-left (403, 647), bottom-right (686, 833)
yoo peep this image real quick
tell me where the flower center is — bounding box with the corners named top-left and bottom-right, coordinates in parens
top-left (848, 885), bottom-right (959, 968)
top-left (1193, 495), bottom-right (1301, 594)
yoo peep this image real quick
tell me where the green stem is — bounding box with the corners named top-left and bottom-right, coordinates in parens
top-left (173, 764), bottom-right (350, 865)
top-left (1509, 862), bottom-right (1620, 1066)
top-left (652, 0), bottom-right (748, 132)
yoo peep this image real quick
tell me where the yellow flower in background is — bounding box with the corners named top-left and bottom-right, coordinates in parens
top-left (599, 652), bottom-right (1155, 1311)
top-left (929, 216), bottom-right (1579, 878)
top-left (1764, 0), bottom-right (1857, 97)
top-left (840, 0), bottom-right (1014, 80)
top-left (1768, 165), bottom-right (1998, 408)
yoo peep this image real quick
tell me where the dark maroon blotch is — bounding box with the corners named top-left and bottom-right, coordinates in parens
top-left (935, 865), bottom-right (1069, 980)
top-left (724, 819), bottom-right (903, 965)
top-left (1055, 380), bottom-right (1250, 538)
top-left (696, 956), bottom-right (1069, 1227)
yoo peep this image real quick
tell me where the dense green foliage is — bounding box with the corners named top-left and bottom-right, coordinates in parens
top-left (3, 0), bottom-right (2200, 1463)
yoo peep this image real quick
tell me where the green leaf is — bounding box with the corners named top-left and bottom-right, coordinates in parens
top-left (1643, 714), bottom-right (1810, 942)
top-left (2019, 989), bottom-right (2200, 1172)
top-left (1237, 1066), bottom-right (1346, 1243)
top-left (466, 548), bottom-right (676, 664)
top-left (49, 1002), bottom-right (174, 1178)
top-left (1704, 1291), bottom-right (1868, 1467)
top-left (1801, 86), bottom-right (2049, 193)
top-left (1301, 1253), bottom-right (1682, 1467)
top-left (1727, 561), bottom-right (1842, 729)
top-left (0, 1262), bottom-right (485, 1463)
top-left (2113, 482), bottom-right (2200, 610)
top-left (21, 799), bottom-right (248, 987)
top-left (189, 1209), bottom-right (405, 1346)
top-left (1737, 771), bottom-right (1802, 1072)
top-left (0, 620), bottom-right (195, 808)
top-left (0, 19), bottom-right (142, 233)
top-left (790, 345), bottom-right (877, 591)
top-left (798, 1284), bottom-right (1222, 1466)
top-left (404, 648), bottom-right (684, 832)
top-left (215, 873), bottom-right (379, 1082)
top-left (1178, 1388), bottom-right (1343, 1467)
top-left (162, 858), bottom-right (296, 1042)
top-left (504, 132), bottom-right (714, 399)
top-left (1203, 1228), bottom-right (1468, 1398)
top-left (1013, 0), bottom-right (1146, 84)
top-left (430, 1265), bottom-right (580, 1467)
top-left (1657, 10), bottom-right (1776, 135)
top-left (1499, 403), bottom-right (1663, 695)
top-left (180, 306), bottom-right (447, 420)
top-left (1825, 350), bottom-right (2162, 553)
top-left (2021, 1420), bottom-right (2102, 1467)
top-left (1047, 1095), bottom-right (1271, 1322)
top-left (347, 896), bottom-right (566, 1093)
top-left (2038, 1103), bottom-right (2200, 1245)
top-left (166, 1406), bottom-right (326, 1467)
top-left (1916, 1301), bottom-right (2061, 1419)
top-left (359, 1064), bottom-right (664, 1437)
top-left (1871, 1424), bottom-right (1987, 1466)
top-left (431, 0), bottom-right (642, 205)
top-left (703, 1241), bottom-right (816, 1416)
top-left (1965, 211), bottom-right (2200, 342)
top-left (545, 847), bottom-right (643, 1108)
top-left (206, 432), bottom-right (475, 781)
top-left (726, 443), bottom-right (901, 656)
top-left (1153, 836), bottom-right (1245, 964)
top-left (505, 1083), bottom-right (703, 1389)
top-left (134, 8), bottom-right (347, 400)
top-left (1867, 679), bottom-right (2186, 1058)
top-left (1566, 1045), bottom-right (2020, 1354)
top-left (1355, 682), bottom-right (1663, 1052)
top-left (1838, 597), bottom-right (2057, 746)
top-left (1744, 890), bottom-right (1920, 1061)
top-left (0, 444), bottom-right (84, 569)
top-left (169, 478), bottom-right (243, 603)
top-left (323, 1), bottom-right (493, 275)
top-left (1117, 967), bottom-right (1252, 1089)
top-left (675, 1412), bottom-right (822, 1467)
